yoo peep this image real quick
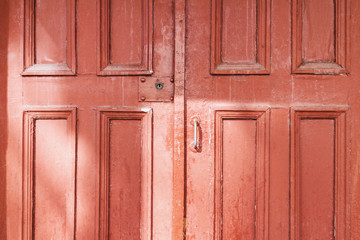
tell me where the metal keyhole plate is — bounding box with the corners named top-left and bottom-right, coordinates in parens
top-left (155, 82), bottom-right (164, 90)
top-left (138, 76), bottom-right (173, 102)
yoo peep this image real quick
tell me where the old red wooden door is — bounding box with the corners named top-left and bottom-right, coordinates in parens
top-left (185, 0), bottom-right (360, 240)
top-left (1, 0), bottom-right (360, 240)
top-left (2, 0), bottom-right (180, 239)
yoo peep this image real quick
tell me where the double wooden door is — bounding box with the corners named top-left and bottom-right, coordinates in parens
top-left (1, 0), bottom-right (359, 239)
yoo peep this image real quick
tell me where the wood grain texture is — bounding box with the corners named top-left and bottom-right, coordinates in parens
top-left (214, 108), bottom-right (270, 240)
top-left (97, 0), bottom-right (153, 76)
top-left (211, 0), bottom-right (270, 74)
top-left (22, 107), bottom-right (77, 240)
top-left (172, 0), bottom-right (186, 239)
top-left (97, 108), bottom-right (152, 240)
top-left (290, 107), bottom-right (350, 240)
top-left (292, 0), bottom-right (350, 74)
top-left (23, 0), bottom-right (76, 76)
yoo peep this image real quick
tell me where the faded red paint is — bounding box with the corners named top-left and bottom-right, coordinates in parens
top-left (4, 0), bottom-right (175, 239)
top-left (1, 0), bottom-right (360, 240)
top-left (186, 0), bottom-right (357, 240)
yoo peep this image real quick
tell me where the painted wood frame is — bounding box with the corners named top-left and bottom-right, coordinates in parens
top-left (291, 0), bottom-right (350, 74)
top-left (23, 0), bottom-right (77, 76)
top-left (290, 107), bottom-right (350, 239)
top-left (22, 107), bottom-right (77, 239)
top-left (97, 0), bottom-right (153, 76)
top-left (214, 108), bottom-right (270, 240)
top-left (211, 0), bottom-right (271, 74)
top-left (97, 108), bottom-right (153, 240)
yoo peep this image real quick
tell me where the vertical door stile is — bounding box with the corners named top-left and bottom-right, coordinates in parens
top-left (172, 0), bottom-right (186, 239)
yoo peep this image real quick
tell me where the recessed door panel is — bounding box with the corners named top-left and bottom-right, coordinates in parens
top-left (109, 120), bottom-right (142, 239)
top-left (214, 110), bottom-right (269, 240)
top-left (291, 109), bottom-right (349, 240)
top-left (23, 108), bottom-right (77, 240)
top-left (23, 0), bottom-right (76, 75)
top-left (97, 0), bottom-right (153, 75)
top-left (98, 109), bottom-right (152, 240)
top-left (211, 0), bottom-right (270, 74)
top-left (292, 0), bottom-right (350, 73)
top-left (300, 119), bottom-right (335, 239)
top-left (222, 119), bottom-right (256, 239)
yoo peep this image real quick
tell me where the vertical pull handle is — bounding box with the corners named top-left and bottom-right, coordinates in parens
top-left (189, 117), bottom-right (200, 152)
top-left (193, 119), bottom-right (198, 149)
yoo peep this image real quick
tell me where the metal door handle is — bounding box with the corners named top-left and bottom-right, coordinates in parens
top-left (193, 119), bottom-right (198, 149)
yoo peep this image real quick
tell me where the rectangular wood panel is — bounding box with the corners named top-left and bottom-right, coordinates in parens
top-left (211, 0), bottom-right (270, 74)
top-left (22, 108), bottom-right (77, 240)
top-left (97, 108), bottom-right (152, 240)
top-left (223, 119), bottom-right (257, 239)
top-left (23, 0), bottom-right (76, 76)
top-left (214, 108), bottom-right (270, 240)
top-left (109, 120), bottom-right (141, 239)
top-left (290, 108), bottom-right (350, 240)
top-left (292, 0), bottom-right (350, 74)
top-left (97, 0), bottom-right (153, 76)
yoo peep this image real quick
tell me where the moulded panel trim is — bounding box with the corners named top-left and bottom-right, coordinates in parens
top-left (211, 0), bottom-right (271, 75)
top-left (97, 0), bottom-right (153, 76)
top-left (291, 0), bottom-right (350, 74)
top-left (22, 0), bottom-right (77, 76)
top-left (214, 108), bottom-right (270, 240)
top-left (96, 108), bottom-right (153, 240)
top-left (22, 107), bottom-right (77, 240)
top-left (290, 107), bottom-right (350, 240)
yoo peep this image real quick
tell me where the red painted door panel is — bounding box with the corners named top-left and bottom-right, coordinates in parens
top-left (1, 0), bottom-right (360, 240)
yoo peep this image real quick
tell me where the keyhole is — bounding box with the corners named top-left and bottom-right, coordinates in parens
top-left (155, 82), bottom-right (164, 90)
